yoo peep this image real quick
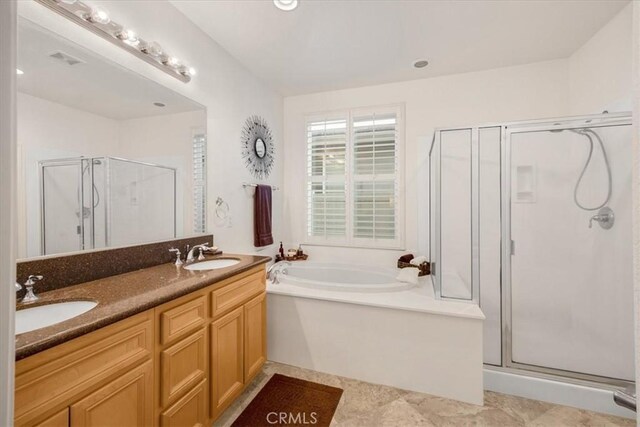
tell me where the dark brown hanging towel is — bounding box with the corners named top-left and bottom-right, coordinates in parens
top-left (254, 185), bottom-right (274, 247)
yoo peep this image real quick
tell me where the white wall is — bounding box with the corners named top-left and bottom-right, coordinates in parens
top-left (283, 58), bottom-right (571, 265)
top-left (18, 0), bottom-right (284, 257)
top-left (569, 4), bottom-right (633, 114)
top-left (0, 1), bottom-right (17, 424)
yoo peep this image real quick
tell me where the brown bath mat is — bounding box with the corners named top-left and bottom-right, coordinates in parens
top-left (231, 373), bottom-right (344, 427)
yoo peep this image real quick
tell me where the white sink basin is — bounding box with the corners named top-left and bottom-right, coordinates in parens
top-left (184, 259), bottom-right (240, 271)
top-left (16, 301), bottom-right (98, 335)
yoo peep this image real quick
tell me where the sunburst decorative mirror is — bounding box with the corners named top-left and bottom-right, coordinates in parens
top-left (241, 115), bottom-right (275, 179)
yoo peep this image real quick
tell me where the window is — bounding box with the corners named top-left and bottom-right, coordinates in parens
top-left (192, 132), bottom-right (207, 233)
top-left (306, 106), bottom-right (403, 248)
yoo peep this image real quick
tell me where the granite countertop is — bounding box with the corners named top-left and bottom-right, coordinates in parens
top-left (15, 253), bottom-right (271, 361)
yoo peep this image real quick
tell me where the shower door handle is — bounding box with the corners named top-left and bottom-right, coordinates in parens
top-left (613, 387), bottom-right (636, 412)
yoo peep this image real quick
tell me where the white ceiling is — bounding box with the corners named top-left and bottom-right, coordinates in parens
top-left (171, 0), bottom-right (629, 96)
top-left (17, 19), bottom-right (204, 120)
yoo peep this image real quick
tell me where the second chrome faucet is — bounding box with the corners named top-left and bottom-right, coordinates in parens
top-left (169, 242), bottom-right (211, 266)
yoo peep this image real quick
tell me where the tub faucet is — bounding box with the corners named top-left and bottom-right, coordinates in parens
top-left (267, 261), bottom-right (291, 284)
top-left (186, 243), bottom-right (210, 263)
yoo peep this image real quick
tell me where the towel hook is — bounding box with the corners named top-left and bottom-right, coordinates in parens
top-left (215, 197), bottom-right (229, 219)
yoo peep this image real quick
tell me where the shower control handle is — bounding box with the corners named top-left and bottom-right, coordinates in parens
top-left (588, 207), bottom-right (614, 230)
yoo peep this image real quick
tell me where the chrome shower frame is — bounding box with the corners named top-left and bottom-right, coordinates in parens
top-left (39, 156), bottom-right (178, 255)
top-left (500, 112), bottom-right (632, 388)
top-left (430, 111), bottom-right (633, 389)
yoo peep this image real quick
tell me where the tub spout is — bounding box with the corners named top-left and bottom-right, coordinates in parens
top-left (267, 261), bottom-right (291, 283)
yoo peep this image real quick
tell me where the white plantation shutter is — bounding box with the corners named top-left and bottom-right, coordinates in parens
top-left (193, 133), bottom-right (207, 233)
top-left (306, 118), bottom-right (348, 238)
top-left (306, 106), bottom-right (403, 248)
top-left (353, 113), bottom-right (398, 241)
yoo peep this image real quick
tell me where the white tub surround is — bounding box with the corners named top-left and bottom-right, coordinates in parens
top-left (267, 276), bottom-right (485, 405)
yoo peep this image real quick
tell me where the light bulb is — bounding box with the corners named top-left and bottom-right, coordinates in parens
top-left (16, 69), bottom-right (24, 75)
top-left (166, 57), bottom-right (180, 68)
top-left (117, 28), bottom-right (139, 46)
top-left (86, 7), bottom-right (110, 25)
top-left (178, 66), bottom-right (196, 77)
top-left (274, 0), bottom-right (298, 11)
top-left (144, 41), bottom-right (164, 58)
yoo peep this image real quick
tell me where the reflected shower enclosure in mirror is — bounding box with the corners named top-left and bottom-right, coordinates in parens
top-left (17, 18), bottom-right (208, 258)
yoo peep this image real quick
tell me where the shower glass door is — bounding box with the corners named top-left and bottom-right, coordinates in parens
top-left (504, 118), bottom-right (634, 383)
top-left (41, 159), bottom-right (85, 255)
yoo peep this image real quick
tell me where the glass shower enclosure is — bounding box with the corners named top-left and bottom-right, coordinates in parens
top-left (40, 157), bottom-right (177, 255)
top-left (430, 112), bottom-right (634, 386)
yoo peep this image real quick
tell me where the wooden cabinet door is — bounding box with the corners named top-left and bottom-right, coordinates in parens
top-left (244, 292), bottom-right (266, 382)
top-left (160, 329), bottom-right (206, 407)
top-left (210, 306), bottom-right (244, 418)
top-left (70, 361), bottom-right (153, 427)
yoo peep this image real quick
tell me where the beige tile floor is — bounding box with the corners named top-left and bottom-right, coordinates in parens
top-left (214, 361), bottom-right (635, 427)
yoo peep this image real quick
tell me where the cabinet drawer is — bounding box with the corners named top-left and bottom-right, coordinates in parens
top-left (15, 311), bottom-right (153, 426)
top-left (161, 328), bottom-right (207, 407)
top-left (161, 380), bottom-right (207, 427)
top-left (211, 270), bottom-right (265, 318)
top-left (159, 295), bottom-right (207, 345)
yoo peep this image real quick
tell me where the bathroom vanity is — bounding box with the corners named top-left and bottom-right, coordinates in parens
top-left (14, 255), bottom-right (269, 427)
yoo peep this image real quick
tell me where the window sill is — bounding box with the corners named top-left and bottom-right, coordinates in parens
top-left (302, 242), bottom-right (406, 251)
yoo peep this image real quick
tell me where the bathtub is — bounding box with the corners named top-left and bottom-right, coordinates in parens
top-left (277, 262), bottom-right (415, 292)
top-left (266, 261), bottom-right (486, 405)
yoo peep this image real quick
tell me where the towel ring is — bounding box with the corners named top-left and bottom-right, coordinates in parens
top-left (215, 197), bottom-right (229, 220)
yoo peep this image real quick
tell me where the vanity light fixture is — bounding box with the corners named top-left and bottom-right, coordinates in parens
top-left (274, 0), bottom-right (298, 11)
top-left (38, 0), bottom-right (196, 83)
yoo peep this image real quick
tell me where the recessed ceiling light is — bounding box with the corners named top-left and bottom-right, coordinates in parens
top-left (153, 102), bottom-right (166, 107)
top-left (274, 0), bottom-right (298, 11)
top-left (16, 69), bottom-right (24, 75)
top-left (413, 60), bottom-right (429, 69)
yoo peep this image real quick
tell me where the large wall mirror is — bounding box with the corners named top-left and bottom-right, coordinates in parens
top-left (17, 18), bottom-right (207, 259)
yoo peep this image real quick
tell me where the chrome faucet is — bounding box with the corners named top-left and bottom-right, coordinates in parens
top-left (186, 243), bottom-right (210, 263)
top-left (20, 275), bottom-right (43, 304)
top-left (267, 261), bottom-right (291, 284)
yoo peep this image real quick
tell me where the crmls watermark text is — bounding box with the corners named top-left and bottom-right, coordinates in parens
top-left (266, 411), bottom-right (319, 425)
